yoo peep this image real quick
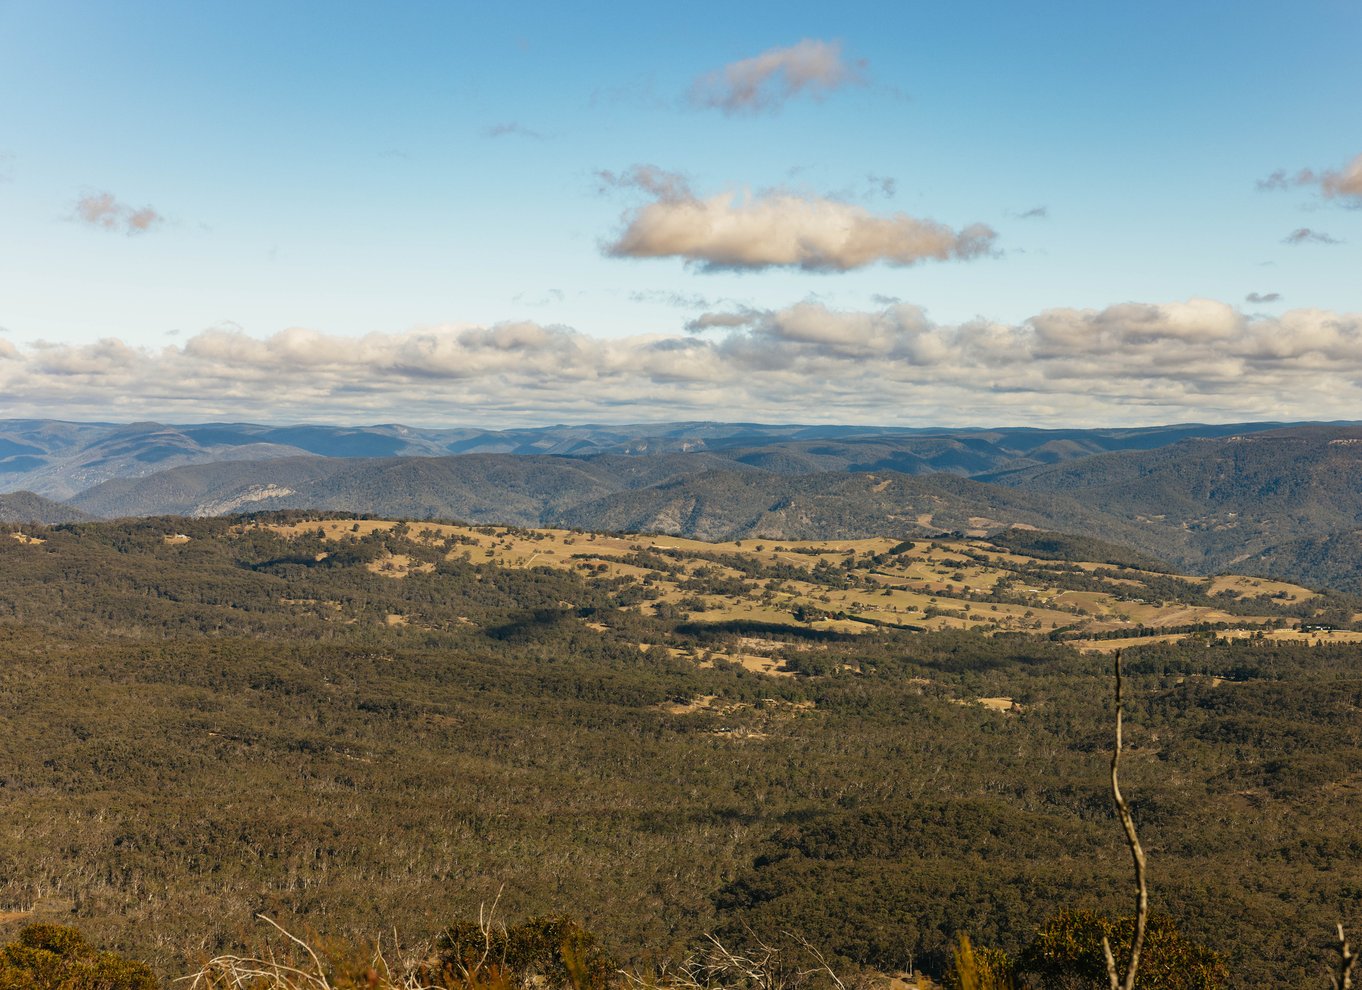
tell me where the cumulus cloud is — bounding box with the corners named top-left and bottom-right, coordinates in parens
top-left (1321, 154), bottom-right (1362, 199)
top-left (74, 191), bottom-right (163, 234)
top-left (1259, 153), bottom-right (1362, 203)
top-left (6, 299), bottom-right (1362, 427)
top-left (600, 165), bottom-right (996, 272)
top-left (684, 308), bottom-right (763, 332)
top-left (689, 39), bottom-right (866, 115)
top-left (1245, 292), bottom-right (1281, 304)
top-left (1283, 227), bottom-right (1342, 245)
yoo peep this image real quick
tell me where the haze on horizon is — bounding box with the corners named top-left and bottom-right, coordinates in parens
top-left (1, 0), bottom-right (1359, 429)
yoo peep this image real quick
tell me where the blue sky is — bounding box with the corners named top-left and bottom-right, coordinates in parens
top-left (1, 0), bottom-right (1359, 427)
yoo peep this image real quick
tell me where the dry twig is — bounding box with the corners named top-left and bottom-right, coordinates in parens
top-left (782, 931), bottom-right (845, 990)
top-left (622, 928), bottom-right (843, 990)
top-left (178, 914), bottom-right (439, 990)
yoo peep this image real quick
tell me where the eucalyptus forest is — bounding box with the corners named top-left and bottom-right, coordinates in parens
top-left (1, 514), bottom-right (1359, 987)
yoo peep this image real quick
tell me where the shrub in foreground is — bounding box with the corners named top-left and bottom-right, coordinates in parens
top-left (0, 923), bottom-right (157, 990)
top-left (1012, 910), bottom-right (1228, 990)
top-left (432, 915), bottom-right (616, 990)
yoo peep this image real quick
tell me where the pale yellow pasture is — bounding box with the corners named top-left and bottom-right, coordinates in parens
top-left (260, 517), bottom-right (1332, 647)
top-left (267, 519), bottom-right (399, 539)
top-left (1207, 574), bottom-right (1312, 601)
top-left (977, 697), bottom-right (1020, 712)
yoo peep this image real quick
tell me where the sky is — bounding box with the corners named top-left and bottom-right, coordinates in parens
top-left (1, 0), bottom-right (1360, 428)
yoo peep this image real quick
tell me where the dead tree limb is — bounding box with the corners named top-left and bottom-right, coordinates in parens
top-left (1335, 924), bottom-right (1356, 990)
top-left (1101, 651), bottom-right (1148, 990)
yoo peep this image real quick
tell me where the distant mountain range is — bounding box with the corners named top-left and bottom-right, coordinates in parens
top-left (0, 418), bottom-right (1288, 499)
top-left (7, 418), bottom-right (1362, 590)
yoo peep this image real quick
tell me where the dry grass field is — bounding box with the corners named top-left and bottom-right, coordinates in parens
top-left (256, 519), bottom-right (1330, 655)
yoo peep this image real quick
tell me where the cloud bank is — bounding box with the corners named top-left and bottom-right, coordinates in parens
top-left (689, 39), bottom-right (865, 115)
top-left (4, 299), bottom-right (1362, 427)
top-left (74, 192), bottom-right (163, 234)
top-left (600, 166), bottom-right (995, 272)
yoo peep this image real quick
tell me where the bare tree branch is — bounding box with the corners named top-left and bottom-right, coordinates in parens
top-left (1335, 924), bottom-right (1356, 990)
top-left (1101, 651), bottom-right (1148, 990)
top-left (783, 930), bottom-right (846, 990)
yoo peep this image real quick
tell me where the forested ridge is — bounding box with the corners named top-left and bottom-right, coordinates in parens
top-left (0, 515), bottom-right (1358, 986)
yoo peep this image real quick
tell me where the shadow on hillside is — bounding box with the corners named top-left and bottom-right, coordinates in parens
top-left (675, 619), bottom-right (858, 642)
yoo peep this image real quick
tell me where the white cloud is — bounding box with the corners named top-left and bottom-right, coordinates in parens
top-left (74, 191), bottom-right (164, 234)
top-left (1321, 153), bottom-right (1362, 199)
top-left (1259, 153), bottom-right (1362, 203)
top-left (5, 300), bottom-right (1362, 427)
top-left (601, 166), bottom-right (995, 272)
top-left (689, 39), bottom-right (865, 115)
top-left (684, 309), bottom-right (762, 332)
